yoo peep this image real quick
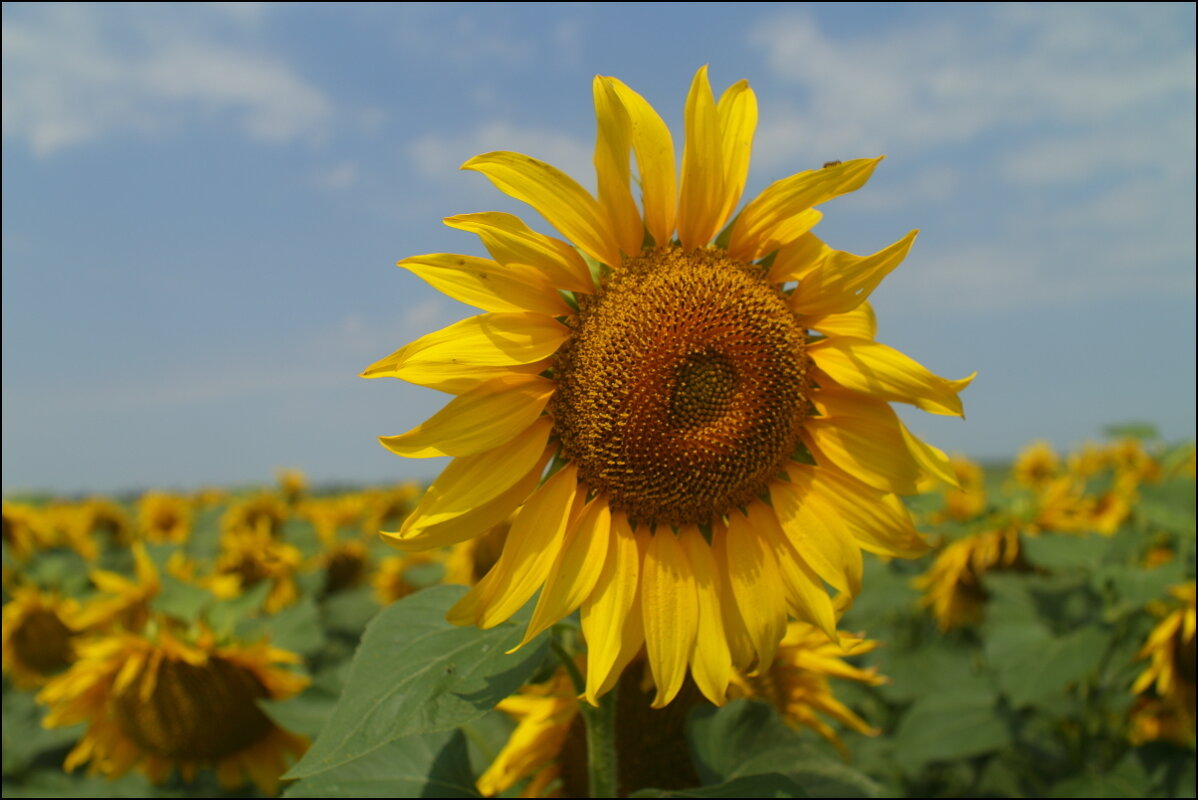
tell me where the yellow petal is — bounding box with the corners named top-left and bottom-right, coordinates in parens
top-left (790, 230), bottom-right (918, 317)
top-left (443, 211), bottom-right (594, 293)
top-left (900, 424), bottom-right (958, 488)
top-left (516, 498), bottom-right (611, 649)
top-left (677, 66), bottom-right (726, 250)
top-left (361, 312), bottom-right (568, 394)
top-left (642, 529), bottom-right (697, 708)
top-left (771, 474), bottom-right (863, 596)
top-left (809, 336), bottom-right (975, 417)
top-left (679, 525), bottom-right (732, 705)
top-left (710, 522), bottom-right (755, 671)
top-left (399, 253), bottom-right (571, 316)
top-left (751, 504), bottom-right (838, 642)
top-left (379, 374), bottom-right (555, 458)
top-left (805, 463), bottom-right (927, 558)
top-left (728, 157), bottom-right (884, 262)
top-left (605, 77), bottom-right (676, 246)
top-left (766, 231), bottom-right (831, 284)
top-left (581, 511), bottom-right (644, 704)
top-left (449, 463), bottom-right (579, 629)
top-left (463, 152), bottom-right (619, 268)
top-left (804, 387), bottom-right (924, 494)
top-left (807, 301), bottom-right (877, 340)
top-left (725, 508), bottom-right (787, 672)
top-left (397, 417), bottom-right (552, 533)
top-left (593, 77), bottom-right (643, 258)
top-left (715, 80), bottom-right (757, 228)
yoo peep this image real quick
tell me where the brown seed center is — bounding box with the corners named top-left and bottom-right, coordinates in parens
top-left (552, 247), bottom-right (809, 526)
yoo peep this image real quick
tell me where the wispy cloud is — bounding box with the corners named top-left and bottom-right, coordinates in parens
top-left (748, 4), bottom-right (1195, 166)
top-left (2, 4), bottom-right (332, 155)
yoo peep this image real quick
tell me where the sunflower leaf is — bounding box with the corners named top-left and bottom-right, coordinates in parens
top-left (284, 584), bottom-right (547, 781)
top-left (284, 728), bottom-right (480, 798)
top-left (686, 700), bottom-right (878, 797)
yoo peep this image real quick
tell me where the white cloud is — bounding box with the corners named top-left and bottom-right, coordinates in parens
top-left (408, 121), bottom-right (593, 191)
top-left (748, 5), bottom-right (1195, 169)
top-left (2, 4), bottom-right (331, 155)
top-left (312, 161), bottom-right (359, 191)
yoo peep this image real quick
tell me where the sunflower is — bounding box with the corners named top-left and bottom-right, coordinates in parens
top-left (137, 491), bottom-right (193, 544)
top-left (366, 67), bottom-right (972, 706)
top-left (2, 586), bottom-right (80, 688)
top-left (38, 621), bottom-right (309, 794)
top-left (1130, 582), bottom-right (1196, 745)
top-left (726, 620), bottom-right (886, 755)
top-left (914, 524), bottom-right (1024, 631)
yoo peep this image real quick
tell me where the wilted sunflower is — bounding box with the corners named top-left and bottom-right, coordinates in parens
top-left (366, 67), bottom-right (972, 706)
top-left (38, 621), bottom-right (308, 794)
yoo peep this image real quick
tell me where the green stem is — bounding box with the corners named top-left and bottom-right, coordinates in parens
top-left (551, 632), bottom-right (620, 797)
top-left (583, 683), bottom-right (619, 798)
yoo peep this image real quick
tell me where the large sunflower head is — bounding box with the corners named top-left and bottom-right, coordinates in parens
top-left (37, 620), bottom-right (309, 794)
top-left (366, 67), bottom-right (973, 707)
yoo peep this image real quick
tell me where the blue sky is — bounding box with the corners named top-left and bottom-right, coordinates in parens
top-left (3, 2), bottom-right (1195, 494)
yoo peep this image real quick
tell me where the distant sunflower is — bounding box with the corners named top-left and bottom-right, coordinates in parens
top-left (2, 586), bottom-right (79, 688)
top-left (1130, 582), bottom-right (1196, 745)
top-left (137, 492), bottom-right (193, 544)
top-left (914, 525), bottom-right (1023, 631)
top-left (38, 622), bottom-right (308, 794)
top-left (366, 67), bottom-right (972, 706)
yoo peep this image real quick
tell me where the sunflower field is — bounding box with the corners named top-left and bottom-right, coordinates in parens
top-left (2, 432), bottom-right (1194, 798)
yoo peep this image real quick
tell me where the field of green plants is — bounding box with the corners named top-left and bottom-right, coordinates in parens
top-left (3, 433), bottom-right (1194, 798)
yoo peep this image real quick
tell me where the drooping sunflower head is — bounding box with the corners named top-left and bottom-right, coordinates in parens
top-left (38, 622), bottom-right (309, 794)
top-left (367, 67), bottom-right (973, 707)
top-left (1130, 581), bottom-right (1196, 744)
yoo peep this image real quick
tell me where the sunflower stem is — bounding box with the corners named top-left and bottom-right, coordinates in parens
top-left (551, 630), bottom-right (619, 797)
top-left (583, 683), bottom-right (619, 798)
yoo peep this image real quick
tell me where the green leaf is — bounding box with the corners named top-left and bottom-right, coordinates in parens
top-left (985, 620), bottom-right (1108, 707)
top-left (631, 773), bottom-right (807, 798)
top-left (1021, 534), bottom-right (1112, 571)
top-left (2, 688), bottom-right (83, 774)
top-left (285, 728), bottom-right (480, 798)
top-left (321, 584), bottom-right (381, 637)
top-left (260, 672), bottom-right (344, 739)
top-left (688, 700), bottom-right (878, 797)
top-left (874, 640), bottom-right (987, 704)
top-left (0, 769), bottom-right (173, 798)
top-left (1049, 755), bottom-right (1152, 798)
top-left (149, 573), bottom-right (214, 622)
top-left (235, 596), bottom-right (325, 656)
top-left (892, 686), bottom-right (1011, 769)
top-left (285, 585), bottom-right (548, 781)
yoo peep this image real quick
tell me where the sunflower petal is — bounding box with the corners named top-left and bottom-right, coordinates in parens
top-left (716, 80), bottom-right (757, 227)
top-left (399, 254), bottom-right (570, 316)
top-left (771, 474), bottom-right (863, 596)
top-left (810, 336), bottom-right (975, 417)
top-left (677, 66), bottom-right (726, 250)
top-left (753, 505), bottom-right (838, 642)
top-left (790, 230), bottom-right (918, 317)
top-left (605, 77), bottom-right (676, 246)
top-left (443, 211), bottom-right (594, 293)
top-left (728, 157), bottom-right (884, 262)
top-left (679, 525), bottom-right (732, 705)
top-left (807, 301), bottom-right (878, 340)
top-left (725, 508), bottom-right (787, 672)
top-left (397, 417), bottom-right (552, 533)
top-left (379, 374), bottom-right (554, 458)
top-left (804, 387), bottom-right (924, 494)
top-left (593, 77), bottom-right (643, 258)
top-left (463, 152), bottom-right (619, 268)
top-left (448, 463), bottom-right (579, 629)
top-left (516, 498), bottom-right (611, 649)
top-left (766, 231), bottom-right (831, 284)
top-left (361, 312), bottom-right (568, 394)
top-left (581, 511), bottom-right (643, 704)
top-left (643, 529), bottom-right (697, 707)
